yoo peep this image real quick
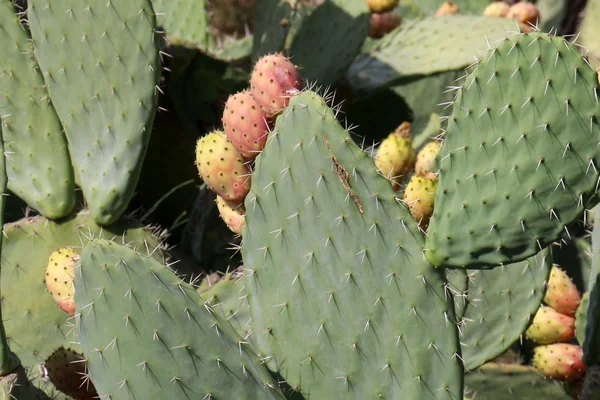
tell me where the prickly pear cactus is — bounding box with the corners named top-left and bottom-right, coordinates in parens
top-left (1, 211), bottom-right (166, 398)
top-left (0, 0), bottom-right (75, 219)
top-left (426, 32), bottom-right (600, 269)
top-left (460, 249), bottom-right (552, 370)
top-left (75, 239), bottom-right (284, 399)
top-left (243, 91), bottom-right (462, 398)
top-left (28, 0), bottom-right (161, 225)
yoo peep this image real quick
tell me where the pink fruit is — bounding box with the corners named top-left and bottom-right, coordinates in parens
top-left (222, 90), bottom-right (270, 159)
top-left (368, 12), bottom-right (401, 38)
top-left (45, 248), bottom-right (79, 317)
top-left (44, 347), bottom-right (97, 400)
top-left (532, 344), bottom-right (585, 381)
top-left (544, 266), bottom-right (581, 317)
top-left (195, 130), bottom-right (251, 205)
top-left (216, 195), bottom-right (246, 234)
top-left (525, 306), bottom-right (575, 345)
top-left (250, 53), bottom-right (303, 118)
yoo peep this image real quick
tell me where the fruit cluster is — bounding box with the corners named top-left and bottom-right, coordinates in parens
top-left (195, 53), bottom-right (303, 233)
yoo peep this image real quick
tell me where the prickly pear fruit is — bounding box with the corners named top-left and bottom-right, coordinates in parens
top-left (250, 53), bottom-right (303, 118)
top-left (525, 306), bottom-right (575, 345)
top-left (414, 140), bottom-right (441, 179)
top-left (222, 90), bottom-right (269, 159)
top-left (436, 1), bottom-right (459, 16)
top-left (544, 266), bottom-right (581, 317)
top-left (403, 175), bottom-right (438, 229)
top-left (195, 130), bottom-right (251, 204)
top-left (216, 194), bottom-right (245, 234)
top-left (366, 0), bottom-right (399, 13)
top-left (368, 12), bottom-right (401, 38)
top-left (44, 347), bottom-right (97, 400)
top-left (45, 248), bottom-right (79, 317)
top-left (375, 122), bottom-right (414, 190)
top-left (483, 1), bottom-right (510, 17)
top-left (507, 2), bottom-right (539, 32)
top-left (533, 344), bottom-right (585, 381)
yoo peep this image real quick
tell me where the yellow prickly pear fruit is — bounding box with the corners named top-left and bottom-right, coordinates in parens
top-left (403, 175), bottom-right (438, 229)
top-left (215, 195), bottom-right (246, 234)
top-left (375, 122), bottom-right (414, 190)
top-left (414, 140), bottom-right (442, 179)
top-left (366, 0), bottom-right (399, 13)
top-left (483, 1), bottom-right (510, 17)
top-left (45, 248), bottom-right (79, 316)
top-left (436, 1), bottom-right (459, 16)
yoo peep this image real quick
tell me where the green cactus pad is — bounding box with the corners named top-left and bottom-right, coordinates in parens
top-left (576, 291), bottom-right (589, 347)
top-left (1, 211), bottom-right (165, 399)
top-left (426, 32), bottom-right (600, 269)
top-left (243, 91), bottom-right (462, 398)
top-left (288, 0), bottom-right (369, 86)
top-left (252, 0), bottom-right (293, 58)
top-left (579, 0), bottom-right (600, 67)
top-left (347, 16), bottom-right (516, 95)
top-left (0, 366), bottom-right (50, 400)
top-left (460, 249), bottom-right (552, 370)
top-left (446, 269), bottom-right (469, 321)
top-left (0, 1), bottom-right (74, 219)
top-left (200, 269), bottom-right (254, 344)
top-left (28, 0), bottom-right (161, 225)
top-left (464, 363), bottom-right (573, 400)
top-left (75, 239), bottom-right (283, 399)
top-left (585, 216), bottom-right (600, 364)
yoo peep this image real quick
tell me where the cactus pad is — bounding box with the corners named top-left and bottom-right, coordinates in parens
top-left (75, 239), bottom-right (283, 399)
top-left (347, 16), bottom-right (516, 94)
top-left (0, 0), bottom-right (74, 219)
top-left (426, 32), bottom-right (600, 268)
top-left (459, 249), bottom-right (551, 370)
top-left (1, 211), bottom-right (165, 398)
top-left (243, 91), bottom-right (462, 398)
top-left (28, 0), bottom-right (161, 225)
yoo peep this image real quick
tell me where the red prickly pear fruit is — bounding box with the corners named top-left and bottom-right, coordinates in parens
top-left (507, 2), bottom-right (540, 33)
top-left (366, 0), bottom-right (399, 13)
top-left (544, 266), bottom-right (581, 317)
top-left (195, 130), bottom-right (251, 205)
top-left (483, 1), bottom-right (510, 17)
top-left (414, 140), bottom-right (441, 180)
top-left (250, 53), bottom-right (303, 118)
top-left (532, 344), bottom-right (585, 381)
top-left (222, 90), bottom-right (270, 159)
top-left (368, 12), bottom-right (401, 39)
top-left (403, 175), bottom-right (438, 230)
top-left (216, 194), bottom-right (246, 234)
top-left (436, 1), bottom-right (459, 16)
top-left (525, 305), bottom-right (575, 345)
top-left (375, 122), bottom-right (414, 190)
top-left (45, 248), bottom-right (79, 316)
top-left (44, 347), bottom-right (97, 400)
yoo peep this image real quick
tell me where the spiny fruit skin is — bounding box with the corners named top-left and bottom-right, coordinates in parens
top-left (483, 1), bottom-right (510, 17)
top-left (525, 306), bottom-right (575, 345)
top-left (366, 0), bottom-right (399, 13)
top-left (533, 344), bottom-right (585, 381)
top-left (250, 53), bottom-right (303, 118)
top-left (414, 140), bottom-right (441, 180)
top-left (368, 12), bottom-right (401, 38)
top-left (375, 122), bottom-right (414, 190)
top-left (507, 2), bottom-right (539, 32)
top-left (195, 130), bottom-right (251, 205)
top-left (544, 266), bottom-right (581, 317)
top-left (215, 194), bottom-right (245, 234)
top-left (44, 347), bottom-right (97, 400)
top-left (403, 175), bottom-right (438, 229)
top-left (45, 248), bottom-right (79, 316)
top-left (222, 90), bottom-right (269, 159)
top-left (436, 1), bottom-right (459, 16)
